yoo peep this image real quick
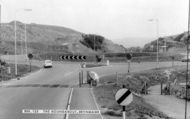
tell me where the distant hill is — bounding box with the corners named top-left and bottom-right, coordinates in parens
top-left (0, 21), bottom-right (125, 55)
top-left (143, 32), bottom-right (187, 54)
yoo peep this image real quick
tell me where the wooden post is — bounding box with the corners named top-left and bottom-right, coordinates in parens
top-left (81, 70), bottom-right (83, 84)
top-left (128, 60), bottom-right (130, 73)
top-left (29, 60), bottom-right (31, 72)
top-left (161, 81), bottom-right (163, 95)
top-left (116, 72), bottom-right (118, 86)
top-left (122, 85), bottom-right (126, 119)
top-left (79, 71), bottom-right (81, 87)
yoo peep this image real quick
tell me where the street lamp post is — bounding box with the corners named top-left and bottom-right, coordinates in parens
top-left (24, 23), bottom-right (28, 57)
top-left (14, 8), bottom-right (32, 76)
top-left (24, 9), bottom-right (32, 58)
top-left (14, 20), bottom-right (18, 76)
top-left (155, 19), bottom-right (159, 69)
top-left (24, 24), bottom-right (27, 53)
top-left (149, 19), bottom-right (159, 69)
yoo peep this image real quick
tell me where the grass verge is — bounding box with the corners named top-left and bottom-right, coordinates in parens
top-left (93, 66), bottom-right (188, 119)
top-left (0, 63), bottom-right (40, 81)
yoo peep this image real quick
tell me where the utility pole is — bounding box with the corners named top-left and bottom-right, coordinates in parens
top-left (23, 9), bottom-right (32, 59)
top-left (148, 19), bottom-right (159, 69)
top-left (156, 19), bottom-right (159, 69)
top-left (185, 1), bottom-right (190, 119)
top-left (94, 35), bottom-right (95, 51)
top-left (165, 40), bottom-right (167, 52)
top-left (24, 24), bottom-right (28, 56)
top-left (14, 20), bottom-right (18, 76)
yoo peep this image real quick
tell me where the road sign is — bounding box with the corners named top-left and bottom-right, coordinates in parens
top-left (115, 88), bottom-right (133, 106)
top-left (28, 53), bottom-right (33, 59)
top-left (96, 55), bottom-right (102, 62)
top-left (60, 55), bottom-right (86, 60)
top-left (126, 53), bottom-right (132, 60)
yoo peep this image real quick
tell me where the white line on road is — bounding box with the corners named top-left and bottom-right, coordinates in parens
top-left (66, 88), bottom-right (73, 119)
top-left (90, 88), bottom-right (104, 119)
top-left (64, 72), bottom-right (73, 77)
top-left (69, 88), bottom-right (73, 105)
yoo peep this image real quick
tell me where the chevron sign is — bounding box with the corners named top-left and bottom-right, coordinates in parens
top-left (60, 55), bottom-right (86, 60)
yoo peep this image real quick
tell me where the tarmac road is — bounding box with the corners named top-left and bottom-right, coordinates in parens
top-left (0, 62), bottom-right (80, 119)
top-left (0, 55), bottom-right (187, 119)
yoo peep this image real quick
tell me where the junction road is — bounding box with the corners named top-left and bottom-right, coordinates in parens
top-left (0, 55), bottom-right (187, 119)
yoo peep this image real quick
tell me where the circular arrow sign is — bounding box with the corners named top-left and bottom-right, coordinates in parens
top-left (28, 53), bottom-right (33, 59)
top-left (115, 88), bottom-right (133, 106)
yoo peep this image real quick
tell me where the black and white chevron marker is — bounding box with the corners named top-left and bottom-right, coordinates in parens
top-left (60, 55), bottom-right (86, 60)
top-left (115, 88), bottom-right (133, 106)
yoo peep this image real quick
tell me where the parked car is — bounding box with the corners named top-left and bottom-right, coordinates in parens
top-left (44, 60), bottom-right (53, 68)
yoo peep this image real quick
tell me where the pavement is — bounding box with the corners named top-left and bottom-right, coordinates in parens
top-left (143, 84), bottom-right (190, 119)
top-left (0, 55), bottom-right (188, 119)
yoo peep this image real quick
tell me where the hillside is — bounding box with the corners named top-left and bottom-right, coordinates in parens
top-left (0, 21), bottom-right (124, 55)
top-left (143, 32), bottom-right (187, 54)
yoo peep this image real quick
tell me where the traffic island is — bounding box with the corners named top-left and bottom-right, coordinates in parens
top-left (92, 67), bottom-right (185, 119)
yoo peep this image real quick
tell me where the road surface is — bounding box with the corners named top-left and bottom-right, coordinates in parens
top-left (0, 55), bottom-right (188, 119)
top-left (0, 62), bottom-right (80, 119)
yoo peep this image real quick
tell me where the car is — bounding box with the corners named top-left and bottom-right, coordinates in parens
top-left (44, 60), bottom-right (53, 68)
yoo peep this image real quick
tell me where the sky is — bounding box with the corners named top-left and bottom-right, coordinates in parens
top-left (0, 0), bottom-right (189, 47)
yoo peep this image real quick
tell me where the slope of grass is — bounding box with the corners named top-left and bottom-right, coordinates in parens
top-left (0, 21), bottom-right (125, 55)
top-left (93, 67), bottom-right (181, 119)
top-left (0, 63), bottom-right (40, 81)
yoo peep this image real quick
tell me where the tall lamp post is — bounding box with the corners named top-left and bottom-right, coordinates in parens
top-left (14, 20), bottom-right (17, 76)
top-left (14, 8), bottom-right (32, 76)
top-left (149, 19), bottom-right (159, 69)
top-left (24, 9), bottom-right (32, 58)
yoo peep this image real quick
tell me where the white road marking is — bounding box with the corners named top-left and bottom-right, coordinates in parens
top-left (64, 72), bottom-right (73, 77)
top-left (90, 88), bottom-right (104, 119)
top-left (66, 88), bottom-right (73, 119)
top-left (64, 69), bottom-right (80, 77)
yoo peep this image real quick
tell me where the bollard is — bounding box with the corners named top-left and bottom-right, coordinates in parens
top-left (106, 60), bottom-right (109, 66)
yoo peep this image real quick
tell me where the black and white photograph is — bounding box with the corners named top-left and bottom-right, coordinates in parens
top-left (0, 0), bottom-right (189, 119)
